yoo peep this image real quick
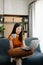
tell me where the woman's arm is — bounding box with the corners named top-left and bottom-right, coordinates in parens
top-left (22, 39), bottom-right (27, 48)
top-left (9, 40), bottom-right (13, 49)
top-left (21, 35), bottom-right (27, 48)
top-left (8, 35), bottom-right (13, 49)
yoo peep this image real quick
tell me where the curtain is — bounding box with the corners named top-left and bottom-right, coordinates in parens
top-left (29, 0), bottom-right (43, 53)
top-left (29, 2), bottom-right (35, 37)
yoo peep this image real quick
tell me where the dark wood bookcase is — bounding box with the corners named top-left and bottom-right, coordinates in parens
top-left (0, 14), bottom-right (29, 38)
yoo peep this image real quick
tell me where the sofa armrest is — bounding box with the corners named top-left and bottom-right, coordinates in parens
top-left (0, 38), bottom-right (10, 55)
top-left (25, 38), bottom-right (41, 53)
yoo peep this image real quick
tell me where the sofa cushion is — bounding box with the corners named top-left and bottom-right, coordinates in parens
top-left (0, 55), bottom-right (10, 63)
top-left (25, 38), bottom-right (41, 53)
top-left (22, 53), bottom-right (43, 65)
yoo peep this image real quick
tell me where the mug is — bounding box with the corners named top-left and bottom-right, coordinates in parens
top-left (11, 34), bottom-right (16, 38)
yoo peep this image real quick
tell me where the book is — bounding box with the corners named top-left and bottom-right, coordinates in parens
top-left (21, 46), bottom-right (32, 51)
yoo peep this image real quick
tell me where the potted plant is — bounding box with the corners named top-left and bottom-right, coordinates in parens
top-left (0, 24), bottom-right (5, 38)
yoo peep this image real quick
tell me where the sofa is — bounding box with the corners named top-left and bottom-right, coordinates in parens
top-left (22, 38), bottom-right (43, 65)
top-left (0, 37), bottom-right (43, 65)
top-left (0, 38), bottom-right (16, 65)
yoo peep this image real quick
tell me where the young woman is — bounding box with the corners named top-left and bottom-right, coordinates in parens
top-left (8, 23), bottom-right (26, 65)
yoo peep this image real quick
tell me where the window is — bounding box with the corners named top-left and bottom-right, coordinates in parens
top-left (29, 0), bottom-right (43, 53)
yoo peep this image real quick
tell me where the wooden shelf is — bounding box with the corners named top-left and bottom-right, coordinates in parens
top-left (2, 14), bottom-right (29, 38)
top-left (4, 22), bottom-right (14, 24)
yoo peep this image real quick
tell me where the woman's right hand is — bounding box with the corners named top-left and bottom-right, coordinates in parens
top-left (8, 35), bottom-right (13, 40)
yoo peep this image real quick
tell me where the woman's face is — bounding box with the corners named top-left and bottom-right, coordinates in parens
top-left (16, 26), bottom-right (22, 35)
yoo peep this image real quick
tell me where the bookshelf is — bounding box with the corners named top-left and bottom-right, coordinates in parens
top-left (22, 17), bottom-right (29, 38)
top-left (3, 14), bottom-right (29, 38)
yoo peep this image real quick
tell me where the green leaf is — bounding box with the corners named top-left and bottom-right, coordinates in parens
top-left (0, 25), bottom-right (5, 32)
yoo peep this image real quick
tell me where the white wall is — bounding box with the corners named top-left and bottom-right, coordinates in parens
top-left (0, 0), bottom-right (3, 14)
top-left (0, 0), bottom-right (36, 15)
top-left (0, 0), bottom-right (35, 15)
top-left (4, 0), bottom-right (29, 15)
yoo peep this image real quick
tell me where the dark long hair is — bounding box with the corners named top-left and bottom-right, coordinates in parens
top-left (10, 23), bottom-right (22, 42)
